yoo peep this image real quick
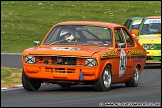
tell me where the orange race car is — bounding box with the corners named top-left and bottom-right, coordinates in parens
top-left (22, 21), bottom-right (146, 92)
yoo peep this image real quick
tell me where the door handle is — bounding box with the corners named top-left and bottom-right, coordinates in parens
top-left (126, 50), bottom-right (130, 55)
top-left (126, 50), bottom-right (130, 53)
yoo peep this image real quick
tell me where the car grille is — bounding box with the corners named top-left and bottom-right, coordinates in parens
top-left (36, 56), bottom-right (77, 65)
top-left (45, 67), bottom-right (75, 73)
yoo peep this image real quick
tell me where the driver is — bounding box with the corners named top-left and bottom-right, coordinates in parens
top-left (60, 28), bottom-right (75, 42)
top-left (149, 23), bottom-right (159, 33)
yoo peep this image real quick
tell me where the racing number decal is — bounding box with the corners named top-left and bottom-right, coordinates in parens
top-left (119, 49), bottom-right (127, 77)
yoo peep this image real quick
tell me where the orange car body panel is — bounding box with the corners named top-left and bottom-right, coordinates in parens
top-left (22, 21), bottom-right (146, 84)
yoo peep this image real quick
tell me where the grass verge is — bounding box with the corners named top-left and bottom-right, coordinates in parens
top-left (1, 1), bottom-right (161, 53)
top-left (1, 66), bottom-right (22, 88)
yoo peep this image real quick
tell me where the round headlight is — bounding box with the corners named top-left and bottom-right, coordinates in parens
top-left (25, 55), bottom-right (36, 64)
top-left (85, 58), bottom-right (97, 66)
top-left (142, 44), bottom-right (149, 50)
top-left (150, 44), bottom-right (156, 50)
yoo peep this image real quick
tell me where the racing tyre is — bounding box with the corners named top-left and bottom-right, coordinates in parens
top-left (125, 66), bottom-right (139, 87)
top-left (22, 70), bottom-right (41, 91)
top-left (94, 65), bottom-right (112, 91)
top-left (58, 82), bottom-right (72, 87)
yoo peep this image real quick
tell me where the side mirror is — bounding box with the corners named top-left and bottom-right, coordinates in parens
top-left (132, 34), bottom-right (136, 37)
top-left (117, 43), bottom-right (126, 51)
top-left (131, 29), bottom-right (139, 36)
top-left (118, 43), bottom-right (126, 48)
top-left (33, 41), bottom-right (40, 47)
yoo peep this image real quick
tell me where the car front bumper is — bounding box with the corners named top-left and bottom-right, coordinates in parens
top-left (146, 50), bottom-right (161, 64)
top-left (23, 65), bottom-right (98, 81)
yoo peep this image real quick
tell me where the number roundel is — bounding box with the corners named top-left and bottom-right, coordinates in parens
top-left (119, 49), bottom-right (127, 77)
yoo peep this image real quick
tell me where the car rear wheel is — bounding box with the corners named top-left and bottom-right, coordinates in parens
top-left (94, 65), bottom-right (112, 91)
top-left (22, 70), bottom-right (41, 91)
top-left (125, 66), bottom-right (139, 87)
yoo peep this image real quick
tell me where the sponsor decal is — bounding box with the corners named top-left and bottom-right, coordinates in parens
top-left (132, 20), bottom-right (142, 25)
top-left (119, 49), bottom-right (127, 77)
top-left (52, 47), bottom-right (80, 50)
top-left (140, 35), bottom-right (156, 38)
top-left (129, 50), bottom-right (144, 55)
top-left (133, 58), bottom-right (142, 62)
top-left (102, 51), bottom-right (117, 57)
top-left (144, 19), bottom-right (161, 24)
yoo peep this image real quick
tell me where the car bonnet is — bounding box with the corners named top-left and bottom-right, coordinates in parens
top-left (23, 45), bottom-right (110, 57)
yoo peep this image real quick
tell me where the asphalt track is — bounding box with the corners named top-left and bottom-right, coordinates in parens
top-left (1, 54), bottom-right (161, 107)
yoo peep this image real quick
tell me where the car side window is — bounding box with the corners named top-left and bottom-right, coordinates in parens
top-left (122, 28), bottom-right (135, 47)
top-left (141, 24), bottom-right (149, 34)
top-left (114, 29), bottom-right (126, 48)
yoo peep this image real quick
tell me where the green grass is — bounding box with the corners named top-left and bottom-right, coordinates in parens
top-left (1, 68), bottom-right (11, 78)
top-left (1, 1), bottom-right (161, 53)
top-left (1, 66), bottom-right (22, 88)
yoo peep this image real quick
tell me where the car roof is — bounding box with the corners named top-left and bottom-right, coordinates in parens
top-left (126, 17), bottom-right (144, 21)
top-left (55, 21), bottom-right (124, 28)
top-left (129, 17), bottom-right (144, 20)
top-left (147, 16), bottom-right (161, 19)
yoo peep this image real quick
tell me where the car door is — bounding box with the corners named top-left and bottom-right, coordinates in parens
top-left (113, 28), bottom-right (132, 82)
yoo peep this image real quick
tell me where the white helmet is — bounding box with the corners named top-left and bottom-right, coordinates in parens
top-left (60, 29), bottom-right (74, 42)
top-left (149, 23), bottom-right (159, 33)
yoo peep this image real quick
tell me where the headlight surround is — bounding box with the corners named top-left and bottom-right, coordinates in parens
top-left (85, 58), bottom-right (97, 66)
top-left (24, 55), bottom-right (36, 64)
top-left (150, 44), bottom-right (156, 50)
top-left (142, 44), bottom-right (149, 50)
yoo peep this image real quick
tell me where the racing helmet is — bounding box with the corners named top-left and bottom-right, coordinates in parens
top-left (149, 23), bottom-right (159, 33)
top-left (60, 28), bottom-right (74, 42)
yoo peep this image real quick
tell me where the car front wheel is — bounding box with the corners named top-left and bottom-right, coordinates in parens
top-left (22, 70), bottom-right (41, 91)
top-left (94, 65), bottom-right (112, 91)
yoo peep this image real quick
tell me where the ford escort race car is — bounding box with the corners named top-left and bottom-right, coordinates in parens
top-left (131, 16), bottom-right (161, 64)
top-left (22, 21), bottom-right (147, 91)
top-left (124, 17), bottom-right (143, 31)
top-left (124, 17), bottom-right (143, 39)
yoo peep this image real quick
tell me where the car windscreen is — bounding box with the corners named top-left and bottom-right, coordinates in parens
top-left (140, 19), bottom-right (161, 35)
top-left (131, 19), bottom-right (142, 30)
top-left (43, 25), bottom-right (112, 46)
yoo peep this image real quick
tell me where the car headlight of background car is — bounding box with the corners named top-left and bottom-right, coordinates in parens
top-left (149, 44), bottom-right (156, 50)
top-left (142, 44), bottom-right (156, 50)
top-left (85, 58), bottom-right (97, 66)
top-left (24, 55), bottom-right (36, 64)
top-left (142, 44), bottom-right (149, 50)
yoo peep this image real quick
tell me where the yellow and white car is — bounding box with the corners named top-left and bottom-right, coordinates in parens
top-left (138, 35), bottom-right (161, 64)
top-left (131, 16), bottom-right (161, 64)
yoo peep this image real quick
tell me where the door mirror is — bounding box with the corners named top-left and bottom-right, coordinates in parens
top-left (118, 43), bottom-right (126, 48)
top-left (117, 43), bottom-right (126, 51)
top-left (132, 34), bottom-right (136, 37)
top-left (33, 41), bottom-right (40, 47)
